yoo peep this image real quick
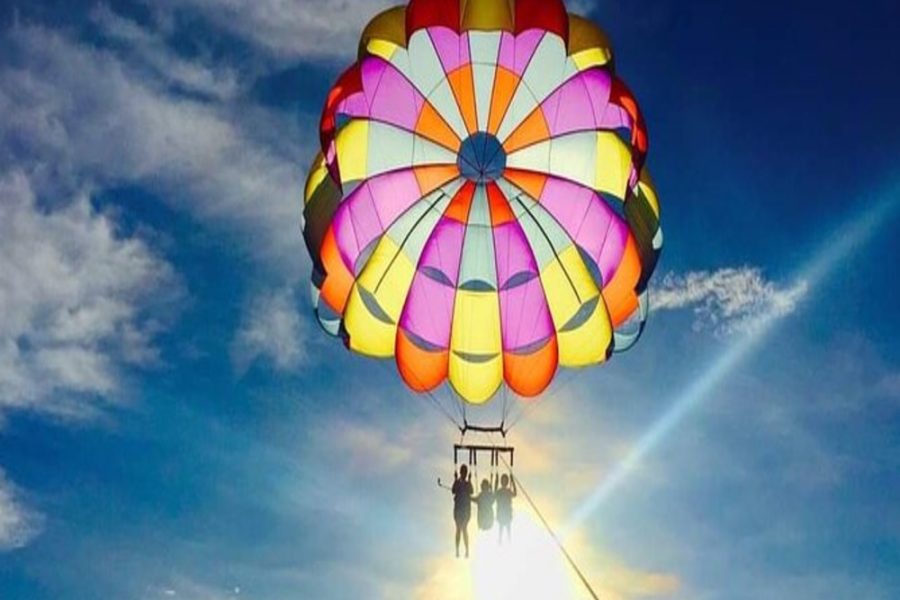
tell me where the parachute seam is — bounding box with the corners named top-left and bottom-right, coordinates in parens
top-left (499, 66), bottom-right (619, 153)
top-left (510, 191), bottom-right (582, 304)
top-left (351, 175), bottom-right (462, 291)
top-left (511, 187), bottom-right (616, 360)
top-left (494, 184), bottom-right (557, 393)
top-left (415, 30), bottom-right (471, 139)
top-left (506, 166), bottom-right (625, 220)
top-left (445, 181), bottom-right (479, 403)
top-left (493, 31), bottom-right (548, 138)
top-left (373, 189), bottom-right (451, 294)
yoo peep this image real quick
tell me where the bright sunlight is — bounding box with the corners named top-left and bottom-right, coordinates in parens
top-left (423, 508), bottom-right (587, 600)
top-left (472, 508), bottom-right (583, 600)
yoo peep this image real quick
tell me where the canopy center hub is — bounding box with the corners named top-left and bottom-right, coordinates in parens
top-left (458, 133), bottom-right (506, 183)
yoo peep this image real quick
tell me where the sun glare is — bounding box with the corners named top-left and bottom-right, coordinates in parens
top-left (469, 509), bottom-right (582, 600)
top-left (419, 507), bottom-right (589, 600)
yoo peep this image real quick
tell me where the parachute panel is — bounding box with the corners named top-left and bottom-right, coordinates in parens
top-left (304, 0), bottom-right (663, 404)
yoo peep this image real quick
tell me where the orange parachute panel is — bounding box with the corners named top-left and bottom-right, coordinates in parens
top-left (503, 108), bottom-right (551, 154)
top-left (503, 169), bottom-right (548, 200)
top-left (487, 67), bottom-right (520, 135)
top-left (487, 182), bottom-right (516, 226)
top-left (320, 226), bottom-right (356, 314)
top-left (504, 337), bottom-right (558, 398)
top-left (416, 102), bottom-right (462, 152)
top-left (448, 65), bottom-right (479, 134)
top-left (397, 329), bottom-right (448, 392)
top-left (415, 164), bottom-right (462, 195)
top-left (445, 181), bottom-right (477, 222)
top-left (602, 234), bottom-right (641, 327)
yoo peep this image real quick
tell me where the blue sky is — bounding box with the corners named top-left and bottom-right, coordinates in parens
top-left (0, 1), bottom-right (898, 599)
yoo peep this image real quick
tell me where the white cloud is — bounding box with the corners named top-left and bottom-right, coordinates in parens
top-left (143, 578), bottom-right (242, 600)
top-left (0, 468), bottom-right (43, 551)
top-left (149, 0), bottom-right (604, 64)
top-left (652, 267), bottom-right (808, 336)
top-left (231, 288), bottom-right (307, 374)
top-left (149, 0), bottom-right (395, 62)
top-left (0, 171), bottom-right (178, 420)
top-left (90, 4), bottom-right (242, 101)
top-left (0, 22), bottom-right (310, 271)
top-left (314, 419), bottom-right (415, 475)
top-left (0, 14), bottom-right (321, 411)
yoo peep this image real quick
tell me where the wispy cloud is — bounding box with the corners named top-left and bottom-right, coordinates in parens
top-left (231, 288), bottom-right (308, 374)
top-left (0, 468), bottom-right (43, 551)
top-left (90, 4), bottom-right (242, 101)
top-left (0, 171), bottom-right (179, 421)
top-left (652, 267), bottom-right (808, 336)
top-left (148, 0), bottom-right (395, 62)
top-left (1, 20), bottom-right (309, 270)
top-left (314, 419), bottom-right (414, 475)
top-left (141, 578), bottom-right (242, 600)
top-left (147, 0), bottom-right (604, 64)
top-left (0, 12), bottom-right (317, 556)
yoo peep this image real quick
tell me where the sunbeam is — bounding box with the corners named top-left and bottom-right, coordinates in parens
top-left (565, 180), bottom-right (900, 533)
top-left (417, 507), bottom-right (590, 600)
top-left (471, 509), bottom-right (583, 600)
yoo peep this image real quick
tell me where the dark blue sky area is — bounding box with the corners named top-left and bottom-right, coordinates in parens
top-left (0, 2), bottom-right (898, 599)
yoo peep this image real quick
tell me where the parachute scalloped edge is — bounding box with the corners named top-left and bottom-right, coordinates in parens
top-left (302, 0), bottom-right (663, 404)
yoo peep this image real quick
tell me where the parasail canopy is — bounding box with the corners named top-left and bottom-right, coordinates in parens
top-left (303, 0), bottom-right (663, 405)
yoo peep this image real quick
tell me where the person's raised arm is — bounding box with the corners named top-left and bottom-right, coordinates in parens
top-left (511, 473), bottom-right (517, 497)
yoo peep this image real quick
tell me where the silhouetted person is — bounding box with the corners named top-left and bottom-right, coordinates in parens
top-left (473, 477), bottom-right (495, 531)
top-left (494, 472), bottom-right (517, 544)
top-left (451, 465), bottom-right (473, 558)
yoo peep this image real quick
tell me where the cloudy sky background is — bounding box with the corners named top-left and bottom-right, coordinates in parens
top-left (1, 1), bottom-right (898, 598)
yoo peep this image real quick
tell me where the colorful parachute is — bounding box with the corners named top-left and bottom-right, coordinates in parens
top-left (303, 0), bottom-right (663, 405)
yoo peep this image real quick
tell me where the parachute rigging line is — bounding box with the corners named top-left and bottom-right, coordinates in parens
top-left (376, 360), bottom-right (464, 431)
top-left (423, 386), bottom-right (463, 431)
top-left (501, 386), bottom-right (510, 429)
top-left (504, 368), bottom-right (580, 433)
top-left (437, 382), bottom-right (466, 428)
top-left (499, 455), bottom-right (602, 600)
top-left (460, 390), bottom-right (468, 429)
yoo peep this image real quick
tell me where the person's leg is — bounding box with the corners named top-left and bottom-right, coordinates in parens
top-left (463, 525), bottom-right (470, 558)
top-left (455, 523), bottom-right (461, 557)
